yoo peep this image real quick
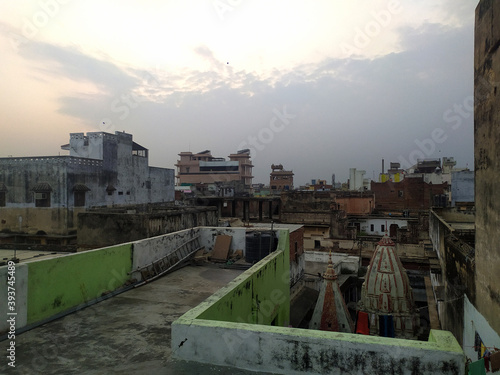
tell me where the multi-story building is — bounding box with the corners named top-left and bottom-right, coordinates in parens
top-left (379, 161), bottom-right (405, 182)
top-left (371, 177), bottom-right (449, 211)
top-left (450, 170), bottom-right (474, 207)
top-left (0, 131), bottom-right (174, 236)
top-left (270, 164), bottom-right (294, 192)
top-left (175, 149), bottom-right (253, 191)
top-left (348, 168), bottom-right (370, 191)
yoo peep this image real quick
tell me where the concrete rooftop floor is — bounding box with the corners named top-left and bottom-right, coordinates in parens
top-left (2, 263), bottom-right (280, 375)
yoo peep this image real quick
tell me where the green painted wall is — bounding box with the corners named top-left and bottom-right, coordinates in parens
top-left (196, 230), bottom-right (290, 327)
top-left (27, 244), bottom-right (132, 324)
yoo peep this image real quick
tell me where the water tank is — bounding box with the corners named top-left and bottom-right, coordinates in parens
top-left (245, 231), bottom-right (277, 263)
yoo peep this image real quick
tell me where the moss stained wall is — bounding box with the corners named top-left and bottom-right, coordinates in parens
top-left (27, 243), bottom-right (132, 324)
top-left (190, 230), bottom-right (290, 327)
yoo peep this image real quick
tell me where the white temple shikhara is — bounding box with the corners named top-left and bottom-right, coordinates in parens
top-left (357, 234), bottom-right (419, 339)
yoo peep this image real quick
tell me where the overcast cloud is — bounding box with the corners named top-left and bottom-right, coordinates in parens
top-left (0, 1), bottom-right (478, 184)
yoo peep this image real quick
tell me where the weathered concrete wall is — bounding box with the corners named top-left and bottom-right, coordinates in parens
top-left (2, 226), bottom-right (271, 335)
top-left (174, 324), bottom-right (463, 375)
top-left (0, 207), bottom-right (72, 235)
top-left (77, 213), bottom-right (149, 248)
top-left (173, 245), bottom-right (464, 375)
top-left (450, 171), bottom-right (474, 206)
top-left (474, 0), bottom-right (500, 336)
top-left (305, 251), bottom-right (360, 275)
top-left (0, 263), bottom-right (28, 333)
top-left (280, 191), bottom-right (331, 212)
top-left (198, 227), bottom-right (246, 253)
top-left (334, 194), bottom-right (374, 215)
top-left (429, 210), bottom-right (475, 345)
top-left (196, 230), bottom-right (290, 326)
top-left (132, 228), bottom-right (200, 278)
top-left (78, 207), bottom-right (218, 249)
top-left (26, 243), bottom-right (132, 325)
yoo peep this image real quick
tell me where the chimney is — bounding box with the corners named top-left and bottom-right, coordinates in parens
top-left (382, 159), bottom-right (385, 174)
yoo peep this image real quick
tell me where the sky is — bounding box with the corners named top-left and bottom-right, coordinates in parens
top-left (0, 0), bottom-right (479, 185)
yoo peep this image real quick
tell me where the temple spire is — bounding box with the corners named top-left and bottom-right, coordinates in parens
top-left (323, 251), bottom-right (337, 280)
top-left (309, 251), bottom-right (354, 333)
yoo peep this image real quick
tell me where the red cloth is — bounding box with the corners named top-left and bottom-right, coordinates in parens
top-left (356, 311), bottom-right (370, 335)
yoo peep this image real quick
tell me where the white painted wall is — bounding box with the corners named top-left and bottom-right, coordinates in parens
top-left (198, 227), bottom-right (247, 254)
top-left (290, 253), bottom-right (305, 286)
top-left (131, 228), bottom-right (200, 278)
top-left (463, 295), bottom-right (500, 361)
top-left (172, 321), bottom-right (464, 375)
top-left (360, 218), bottom-right (408, 236)
top-left (305, 251), bottom-right (359, 275)
top-left (349, 168), bottom-right (366, 191)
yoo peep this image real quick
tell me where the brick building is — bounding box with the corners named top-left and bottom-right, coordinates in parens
top-left (370, 177), bottom-right (449, 211)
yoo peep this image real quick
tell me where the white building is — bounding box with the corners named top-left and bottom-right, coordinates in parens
top-left (0, 131), bottom-right (174, 235)
top-left (349, 168), bottom-right (370, 191)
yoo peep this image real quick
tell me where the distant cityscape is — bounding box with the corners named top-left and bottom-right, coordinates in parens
top-left (0, 2), bottom-right (499, 374)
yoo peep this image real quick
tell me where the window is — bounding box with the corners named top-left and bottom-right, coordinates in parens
top-left (314, 240), bottom-right (321, 249)
top-left (0, 183), bottom-right (6, 206)
top-left (32, 183), bottom-right (52, 207)
top-left (398, 190), bottom-right (404, 197)
top-left (73, 184), bottom-right (90, 207)
top-left (381, 224), bottom-right (385, 232)
top-left (370, 224), bottom-right (374, 232)
top-left (106, 185), bottom-right (116, 196)
top-left (35, 192), bottom-right (51, 207)
top-left (74, 191), bottom-right (86, 207)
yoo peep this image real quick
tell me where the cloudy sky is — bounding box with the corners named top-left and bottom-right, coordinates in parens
top-left (0, 0), bottom-right (478, 185)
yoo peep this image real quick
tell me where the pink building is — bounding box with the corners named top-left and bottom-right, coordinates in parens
top-left (175, 149), bottom-right (253, 188)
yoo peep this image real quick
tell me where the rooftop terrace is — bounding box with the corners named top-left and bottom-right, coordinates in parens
top-left (1, 226), bottom-right (464, 374)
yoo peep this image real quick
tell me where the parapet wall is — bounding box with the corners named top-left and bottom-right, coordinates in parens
top-left (0, 226), bottom-right (248, 336)
top-left (0, 243), bottom-right (132, 334)
top-left (172, 230), bottom-right (465, 375)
